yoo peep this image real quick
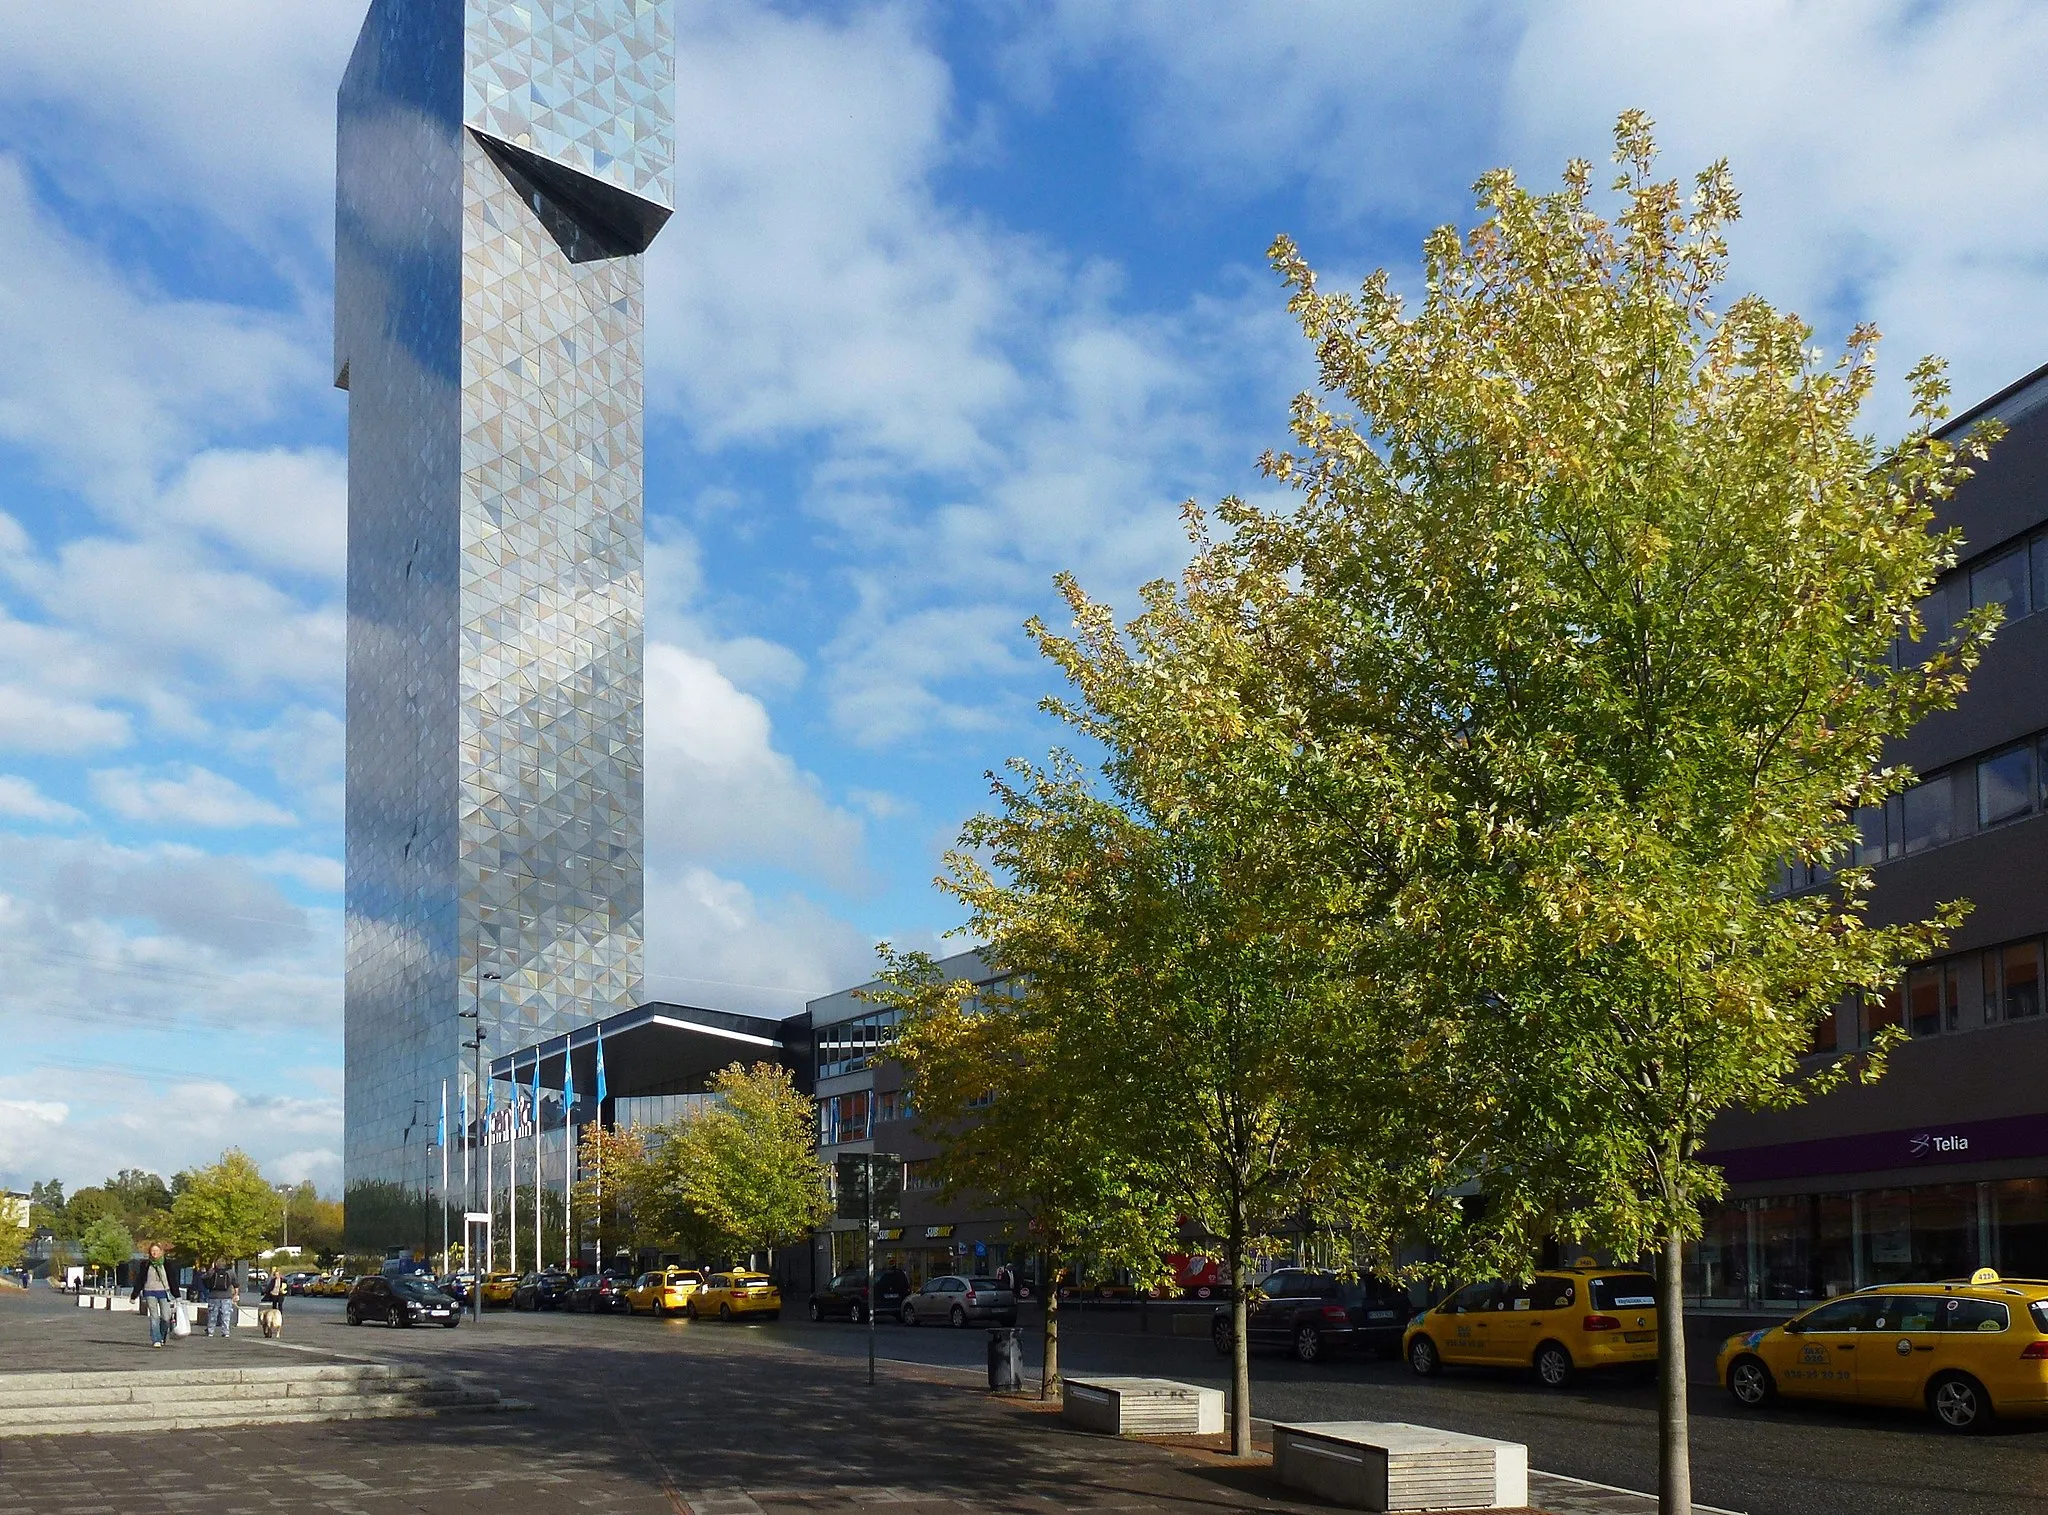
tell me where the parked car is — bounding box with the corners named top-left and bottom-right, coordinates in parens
top-left (311, 1274), bottom-right (354, 1298)
top-left (347, 1272), bottom-right (462, 1328)
top-left (901, 1274), bottom-right (1016, 1328)
top-left (283, 1271), bottom-right (319, 1296)
top-left (1403, 1266), bottom-right (1659, 1388)
top-left (1717, 1270), bottom-right (2048, 1432)
top-left (436, 1272), bottom-right (474, 1306)
top-left (569, 1271), bottom-right (632, 1313)
top-left (808, 1270), bottom-right (896, 1323)
top-left (1210, 1269), bottom-right (1411, 1364)
top-left (514, 1270), bottom-right (575, 1311)
top-left (479, 1272), bottom-right (521, 1309)
top-left (625, 1268), bottom-right (703, 1316)
top-left (690, 1271), bottom-right (781, 1321)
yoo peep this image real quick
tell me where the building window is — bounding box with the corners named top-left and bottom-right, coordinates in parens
top-left (817, 1091), bottom-right (871, 1147)
top-left (1994, 942), bottom-right (2043, 1021)
top-left (1978, 742), bottom-right (2038, 827)
top-left (816, 1009), bottom-right (901, 1081)
top-left (1905, 966), bottom-right (1944, 1038)
top-left (903, 1159), bottom-right (941, 1192)
top-left (1970, 545), bottom-right (2031, 619)
top-left (876, 1089), bottom-right (911, 1124)
top-left (1897, 774), bottom-right (1954, 855)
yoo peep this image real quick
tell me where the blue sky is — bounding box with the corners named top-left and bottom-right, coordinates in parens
top-left (3, 0), bottom-right (2047, 1196)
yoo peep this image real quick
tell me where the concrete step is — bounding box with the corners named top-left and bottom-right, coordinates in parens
top-left (0, 1362), bottom-right (526, 1437)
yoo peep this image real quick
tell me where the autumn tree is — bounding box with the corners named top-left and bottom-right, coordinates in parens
top-left (81, 1217), bottom-right (135, 1281)
top-left (656, 1063), bottom-right (830, 1267)
top-left (571, 1124), bottom-right (656, 1265)
top-left (878, 947), bottom-right (1172, 1398)
top-left (1222, 113), bottom-right (1993, 1510)
top-left (171, 1151), bottom-right (281, 1264)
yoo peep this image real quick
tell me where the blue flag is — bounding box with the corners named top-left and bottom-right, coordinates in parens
top-left (486, 1076), bottom-right (496, 1125)
top-left (437, 1101), bottom-right (445, 1148)
top-left (595, 1034), bottom-right (608, 1105)
top-left (564, 1051), bottom-right (575, 1127)
top-left (460, 1085), bottom-right (469, 1144)
top-left (531, 1055), bottom-right (541, 1129)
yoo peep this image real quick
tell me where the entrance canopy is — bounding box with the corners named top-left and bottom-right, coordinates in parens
top-left (488, 1001), bottom-right (812, 1107)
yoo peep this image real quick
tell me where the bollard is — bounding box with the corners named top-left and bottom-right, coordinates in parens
top-left (987, 1326), bottom-right (1023, 1391)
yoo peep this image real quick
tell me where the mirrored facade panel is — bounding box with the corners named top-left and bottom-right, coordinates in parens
top-left (339, 0), bottom-right (669, 1238)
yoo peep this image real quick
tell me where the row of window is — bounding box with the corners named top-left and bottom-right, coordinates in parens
top-left (816, 1008), bottom-right (902, 1081)
top-left (1906, 524), bottom-right (2048, 661)
top-left (1840, 937), bottom-right (2048, 1046)
top-left (816, 1088), bottom-right (913, 1146)
top-left (1776, 728), bottom-right (2048, 896)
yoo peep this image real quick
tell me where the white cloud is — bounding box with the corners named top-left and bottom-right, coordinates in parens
top-left (0, 0), bottom-right (363, 244)
top-left (160, 448), bottom-right (347, 582)
top-left (253, 849), bottom-right (344, 894)
top-left (1500, 0), bottom-right (2048, 427)
top-left (646, 641), bottom-right (867, 891)
top-left (0, 683), bottom-right (131, 754)
top-left (92, 765), bottom-right (296, 830)
top-left (0, 776), bottom-right (81, 824)
top-left (644, 863), bottom-right (875, 1018)
top-left (0, 154), bottom-right (318, 510)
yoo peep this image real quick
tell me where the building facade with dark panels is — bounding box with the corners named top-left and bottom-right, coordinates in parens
top-left (1696, 363), bottom-right (2048, 1310)
top-left (807, 950), bottom-right (1026, 1295)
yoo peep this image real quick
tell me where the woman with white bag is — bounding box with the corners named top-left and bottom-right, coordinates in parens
top-left (129, 1243), bottom-right (178, 1349)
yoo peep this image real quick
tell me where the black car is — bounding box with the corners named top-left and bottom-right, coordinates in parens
top-left (807, 1269), bottom-right (911, 1323)
top-left (1212, 1269), bottom-right (1410, 1363)
top-left (347, 1273), bottom-right (463, 1328)
top-left (514, 1270), bottom-right (575, 1311)
top-left (569, 1271), bottom-right (630, 1313)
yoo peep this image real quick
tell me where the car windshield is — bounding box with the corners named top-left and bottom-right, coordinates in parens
top-left (1589, 1275), bottom-right (1658, 1311)
top-left (392, 1277), bottom-right (443, 1300)
top-left (832, 1274), bottom-right (866, 1290)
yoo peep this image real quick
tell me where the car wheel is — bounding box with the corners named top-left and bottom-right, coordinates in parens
top-left (1534, 1341), bottom-right (1574, 1389)
top-left (1407, 1335), bottom-right (1442, 1377)
top-left (1212, 1319), bottom-right (1232, 1357)
top-left (1727, 1355), bottom-right (1775, 1408)
top-left (719, 1303), bottom-right (732, 1321)
top-left (1930, 1372), bottom-right (1993, 1433)
top-left (684, 1301), bottom-right (696, 1320)
top-left (850, 1302), bottom-right (866, 1324)
top-left (1293, 1324), bottom-right (1323, 1364)
top-left (388, 1305), bottom-right (405, 1328)
top-left (346, 1305), bottom-right (362, 1327)
top-left (442, 1317), bottom-right (460, 1329)
top-left (901, 1303), bottom-right (918, 1326)
top-left (949, 1305), bottom-right (966, 1328)
top-left (808, 1301), bottom-right (823, 1322)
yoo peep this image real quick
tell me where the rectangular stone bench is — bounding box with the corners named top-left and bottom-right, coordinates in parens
top-left (1061, 1376), bottom-right (1224, 1437)
top-left (1271, 1420), bottom-right (1527, 1511)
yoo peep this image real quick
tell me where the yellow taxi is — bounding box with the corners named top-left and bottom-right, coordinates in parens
top-left (626, 1268), bottom-right (704, 1317)
top-left (311, 1274), bottom-right (352, 1298)
top-left (1717, 1269), bottom-right (2048, 1432)
top-left (1403, 1263), bottom-right (1659, 1387)
top-left (479, 1272), bottom-right (521, 1309)
top-left (688, 1270), bottom-right (781, 1321)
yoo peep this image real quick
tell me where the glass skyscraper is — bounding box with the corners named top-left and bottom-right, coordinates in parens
top-left (335, 0), bottom-right (673, 1239)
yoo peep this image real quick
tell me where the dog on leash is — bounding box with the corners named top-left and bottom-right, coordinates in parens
top-left (259, 1306), bottom-right (284, 1339)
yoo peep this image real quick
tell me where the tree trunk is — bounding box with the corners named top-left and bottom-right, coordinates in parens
top-left (1657, 1231), bottom-right (1691, 1515)
top-left (1041, 1259), bottom-right (1062, 1401)
top-left (1228, 1226), bottom-right (1251, 1457)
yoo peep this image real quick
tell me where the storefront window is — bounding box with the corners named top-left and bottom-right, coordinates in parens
top-left (1684, 1201), bottom-right (1750, 1304)
top-left (1754, 1197), bottom-right (1814, 1305)
top-left (1861, 1185), bottom-right (1978, 1284)
top-left (1992, 1179), bottom-right (2048, 1279)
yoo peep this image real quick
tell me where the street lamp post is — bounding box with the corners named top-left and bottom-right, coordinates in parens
top-left (460, 969), bottom-right (500, 1319)
top-left (275, 1183), bottom-right (293, 1253)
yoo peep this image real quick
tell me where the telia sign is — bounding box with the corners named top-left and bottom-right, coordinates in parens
top-left (1709, 1111), bottom-right (2048, 1185)
top-left (1909, 1132), bottom-right (1970, 1158)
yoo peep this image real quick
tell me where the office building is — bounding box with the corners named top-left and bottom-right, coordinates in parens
top-left (1697, 362), bottom-right (2048, 1307)
top-left (335, 0), bottom-right (673, 1239)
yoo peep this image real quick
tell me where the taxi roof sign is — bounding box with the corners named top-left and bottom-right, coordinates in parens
top-left (1971, 1266), bottom-right (2001, 1284)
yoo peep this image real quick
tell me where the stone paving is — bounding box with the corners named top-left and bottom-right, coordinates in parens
top-left (0, 1290), bottom-right (1722, 1514)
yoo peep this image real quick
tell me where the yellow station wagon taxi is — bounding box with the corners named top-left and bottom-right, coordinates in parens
top-left (1403, 1264), bottom-right (1660, 1387)
top-left (688, 1271), bottom-right (781, 1321)
top-left (479, 1272), bottom-right (521, 1308)
top-left (1717, 1269), bottom-right (2048, 1432)
top-left (626, 1268), bottom-right (704, 1317)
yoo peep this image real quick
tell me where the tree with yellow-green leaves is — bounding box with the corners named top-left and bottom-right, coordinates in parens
top-left (1203, 112), bottom-right (1994, 1510)
top-left (171, 1151), bottom-right (280, 1265)
top-left (655, 1063), bottom-right (830, 1267)
top-left (876, 947), bottom-right (1175, 1400)
top-left (571, 1122), bottom-right (657, 1262)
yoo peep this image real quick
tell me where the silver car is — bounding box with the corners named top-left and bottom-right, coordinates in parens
top-left (900, 1274), bottom-right (1017, 1327)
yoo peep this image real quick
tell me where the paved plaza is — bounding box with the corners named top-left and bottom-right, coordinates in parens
top-left (0, 1289), bottom-right (1716, 1515)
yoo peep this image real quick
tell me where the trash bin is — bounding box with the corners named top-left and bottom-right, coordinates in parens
top-left (987, 1326), bottom-right (1023, 1391)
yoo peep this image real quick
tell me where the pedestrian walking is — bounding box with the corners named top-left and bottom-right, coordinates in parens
top-left (130, 1243), bottom-right (176, 1349)
top-left (206, 1261), bottom-right (237, 1338)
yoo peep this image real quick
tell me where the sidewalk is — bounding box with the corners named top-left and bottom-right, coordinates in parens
top-left (0, 1292), bottom-right (1735, 1514)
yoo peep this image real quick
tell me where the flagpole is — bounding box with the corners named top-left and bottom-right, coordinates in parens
top-left (594, 1032), bottom-right (607, 1274)
top-left (532, 1055), bottom-right (542, 1276)
top-left (440, 1080), bottom-right (450, 1274)
top-left (486, 1078), bottom-right (496, 1273)
top-left (564, 1052), bottom-right (575, 1271)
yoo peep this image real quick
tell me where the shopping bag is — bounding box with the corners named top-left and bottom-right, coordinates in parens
top-left (171, 1300), bottom-right (192, 1338)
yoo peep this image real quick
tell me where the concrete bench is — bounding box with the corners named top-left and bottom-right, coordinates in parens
top-left (1061, 1377), bottom-right (1224, 1437)
top-left (1271, 1420), bottom-right (1527, 1511)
